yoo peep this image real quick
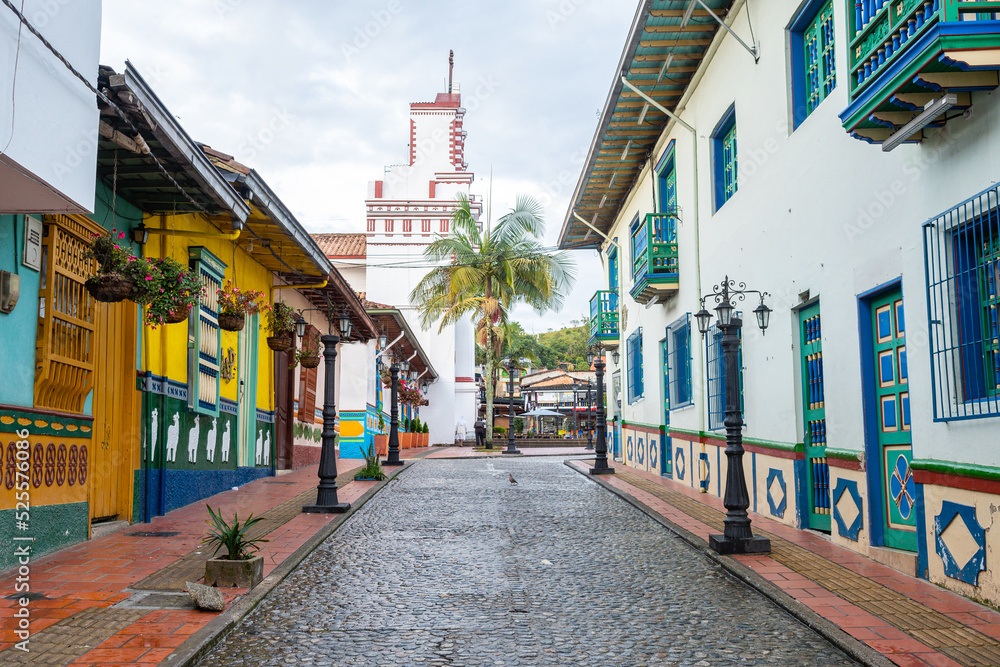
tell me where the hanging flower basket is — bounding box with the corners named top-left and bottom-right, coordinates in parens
top-left (86, 274), bottom-right (135, 303)
top-left (164, 308), bottom-right (190, 324)
top-left (219, 312), bottom-right (246, 332)
top-left (299, 354), bottom-right (321, 369)
top-left (266, 335), bottom-right (293, 352)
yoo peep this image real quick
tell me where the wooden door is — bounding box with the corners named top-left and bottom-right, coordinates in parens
top-left (800, 303), bottom-right (830, 531)
top-left (274, 338), bottom-right (295, 470)
top-left (870, 290), bottom-right (916, 551)
top-left (90, 299), bottom-right (138, 523)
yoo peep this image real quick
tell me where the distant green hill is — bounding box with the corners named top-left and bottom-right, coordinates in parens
top-left (536, 324), bottom-right (588, 370)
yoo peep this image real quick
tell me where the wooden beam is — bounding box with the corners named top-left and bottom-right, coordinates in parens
top-left (914, 70), bottom-right (999, 91)
top-left (634, 53), bottom-right (705, 63)
top-left (630, 65), bottom-right (699, 75)
top-left (639, 39), bottom-right (712, 48)
top-left (644, 25), bottom-right (713, 34)
top-left (649, 8), bottom-right (714, 17)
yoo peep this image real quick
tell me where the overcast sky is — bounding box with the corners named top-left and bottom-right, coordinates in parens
top-left (100, 1), bottom-right (635, 333)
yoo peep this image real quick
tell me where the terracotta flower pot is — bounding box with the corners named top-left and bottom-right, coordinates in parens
top-left (86, 274), bottom-right (135, 303)
top-left (204, 554), bottom-right (263, 588)
top-left (373, 434), bottom-right (388, 456)
top-left (299, 355), bottom-right (321, 369)
top-left (267, 335), bottom-right (293, 352)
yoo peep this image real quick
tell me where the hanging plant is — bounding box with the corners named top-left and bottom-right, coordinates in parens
top-left (216, 279), bottom-right (266, 331)
top-left (264, 301), bottom-right (296, 351)
top-left (291, 336), bottom-right (322, 369)
top-left (84, 230), bottom-right (135, 303)
top-left (139, 257), bottom-right (205, 328)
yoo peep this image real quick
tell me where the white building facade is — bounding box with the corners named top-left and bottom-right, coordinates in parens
top-left (561, 0), bottom-right (1000, 606)
top-left (0, 0), bottom-right (101, 213)
top-left (360, 78), bottom-right (481, 445)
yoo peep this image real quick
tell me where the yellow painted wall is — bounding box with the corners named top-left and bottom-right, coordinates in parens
top-left (829, 467), bottom-right (870, 555)
top-left (142, 213), bottom-right (274, 413)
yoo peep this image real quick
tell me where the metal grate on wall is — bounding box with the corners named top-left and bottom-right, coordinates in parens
top-left (923, 182), bottom-right (1000, 420)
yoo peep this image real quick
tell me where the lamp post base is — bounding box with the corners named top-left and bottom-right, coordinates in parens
top-left (502, 448), bottom-right (521, 455)
top-left (589, 466), bottom-right (615, 475)
top-left (708, 534), bottom-right (771, 554)
top-left (382, 460), bottom-right (404, 467)
top-left (302, 503), bottom-right (351, 514)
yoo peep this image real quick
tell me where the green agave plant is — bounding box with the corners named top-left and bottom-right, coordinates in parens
top-left (202, 505), bottom-right (269, 561)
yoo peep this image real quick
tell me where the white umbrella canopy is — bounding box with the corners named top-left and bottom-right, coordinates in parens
top-left (520, 408), bottom-right (566, 418)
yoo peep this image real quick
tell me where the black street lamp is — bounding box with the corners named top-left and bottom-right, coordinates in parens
top-left (587, 344), bottom-right (614, 475)
top-left (383, 357), bottom-right (404, 467)
top-left (696, 276), bottom-right (772, 555)
top-left (586, 380), bottom-right (594, 451)
top-left (503, 357), bottom-right (521, 455)
top-left (299, 306), bottom-right (352, 514)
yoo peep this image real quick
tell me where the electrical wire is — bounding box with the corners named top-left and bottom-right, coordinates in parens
top-left (1, 0), bottom-right (23, 155)
top-left (0, 0), bottom-right (209, 214)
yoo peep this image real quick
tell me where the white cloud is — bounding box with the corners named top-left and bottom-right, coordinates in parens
top-left (99, 0), bottom-right (633, 329)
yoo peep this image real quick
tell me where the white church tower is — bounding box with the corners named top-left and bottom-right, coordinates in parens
top-left (364, 52), bottom-right (480, 443)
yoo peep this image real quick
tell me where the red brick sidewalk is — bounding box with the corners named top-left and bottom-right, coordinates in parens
top-left (0, 449), bottom-right (435, 666)
top-left (570, 459), bottom-right (1000, 667)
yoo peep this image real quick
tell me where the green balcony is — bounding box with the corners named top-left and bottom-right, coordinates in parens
top-left (589, 290), bottom-right (620, 347)
top-left (841, 1), bottom-right (1000, 145)
top-left (629, 213), bottom-right (679, 305)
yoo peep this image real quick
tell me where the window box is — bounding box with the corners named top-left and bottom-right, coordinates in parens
top-left (589, 290), bottom-right (620, 347)
top-left (629, 214), bottom-right (679, 304)
top-left (840, 1), bottom-right (1000, 145)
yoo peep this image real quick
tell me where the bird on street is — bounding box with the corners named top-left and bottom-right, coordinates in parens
top-left (509, 473), bottom-right (518, 485)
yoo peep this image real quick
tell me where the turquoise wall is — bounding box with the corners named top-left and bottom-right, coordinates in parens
top-left (0, 215), bottom-right (41, 408)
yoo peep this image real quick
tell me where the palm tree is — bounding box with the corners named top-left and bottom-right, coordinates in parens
top-left (410, 193), bottom-right (575, 445)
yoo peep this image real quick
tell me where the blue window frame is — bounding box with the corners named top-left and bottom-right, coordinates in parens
top-left (789, 0), bottom-right (837, 128)
top-left (924, 182), bottom-right (1000, 420)
top-left (711, 106), bottom-right (737, 211)
top-left (706, 320), bottom-right (743, 431)
top-left (630, 215), bottom-right (646, 280)
top-left (656, 143), bottom-right (677, 214)
top-left (667, 315), bottom-right (693, 408)
top-left (627, 328), bottom-right (644, 404)
top-left (608, 242), bottom-right (619, 295)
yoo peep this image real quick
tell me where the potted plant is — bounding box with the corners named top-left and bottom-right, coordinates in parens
top-left (421, 422), bottom-right (430, 446)
top-left (292, 336), bottom-right (322, 369)
top-left (138, 257), bottom-right (204, 327)
top-left (373, 414), bottom-right (388, 456)
top-left (216, 279), bottom-right (265, 331)
top-left (264, 301), bottom-right (296, 351)
top-left (202, 505), bottom-right (268, 588)
top-left (84, 230), bottom-right (136, 302)
top-left (354, 443), bottom-right (387, 481)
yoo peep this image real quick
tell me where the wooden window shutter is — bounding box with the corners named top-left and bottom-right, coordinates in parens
top-left (34, 214), bottom-right (106, 413)
top-left (297, 325), bottom-right (320, 423)
top-left (189, 247), bottom-right (226, 416)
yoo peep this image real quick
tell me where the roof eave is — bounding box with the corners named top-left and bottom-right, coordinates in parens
top-left (557, 0), bottom-right (656, 250)
top-left (122, 62), bottom-right (250, 222)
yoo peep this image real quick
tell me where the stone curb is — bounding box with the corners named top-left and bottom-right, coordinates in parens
top-left (565, 460), bottom-right (894, 667)
top-left (163, 461), bottom-right (416, 667)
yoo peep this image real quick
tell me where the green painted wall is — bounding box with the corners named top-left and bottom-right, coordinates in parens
top-left (0, 502), bottom-right (89, 572)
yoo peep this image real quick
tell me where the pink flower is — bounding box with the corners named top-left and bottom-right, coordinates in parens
top-left (145, 276), bottom-right (153, 280)
top-left (118, 231), bottom-right (125, 239)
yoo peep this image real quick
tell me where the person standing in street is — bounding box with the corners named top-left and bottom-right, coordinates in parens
top-left (474, 417), bottom-right (485, 448)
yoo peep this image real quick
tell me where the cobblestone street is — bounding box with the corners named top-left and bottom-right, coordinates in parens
top-left (198, 458), bottom-right (857, 666)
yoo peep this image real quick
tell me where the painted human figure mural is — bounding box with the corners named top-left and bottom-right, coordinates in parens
top-left (255, 429), bottom-right (263, 465)
top-left (263, 430), bottom-right (271, 466)
top-left (166, 413), bottom-right (180, 462)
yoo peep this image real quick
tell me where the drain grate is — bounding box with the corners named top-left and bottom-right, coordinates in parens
top-left (125, 531), bottom-right (181, 537)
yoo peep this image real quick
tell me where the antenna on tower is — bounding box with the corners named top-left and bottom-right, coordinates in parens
top-left (448, 50), bottom-right (454, 94)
